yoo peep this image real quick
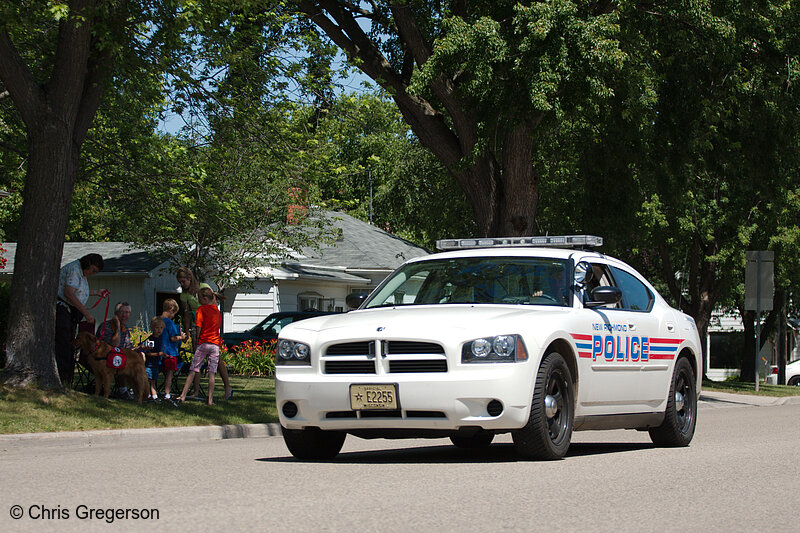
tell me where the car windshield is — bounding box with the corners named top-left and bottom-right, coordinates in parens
top-left (252, 315), bottom-right (285, 335)
top-left (364, 256), bottom-right (572, 308)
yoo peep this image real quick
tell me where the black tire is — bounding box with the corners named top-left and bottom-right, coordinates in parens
top-left (788, 376), bottom-right (800, 387)
top-left (281, 426), bottom-right (346, 460)
top-left (649, 357), bottom-right (697, 447)
top-left (512, 352), bottom-right (574, 460)
top-left (450, 433), bottom-right (494, 449)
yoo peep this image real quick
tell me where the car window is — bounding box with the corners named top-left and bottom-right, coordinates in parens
top-left (585, 263), bottom-right (620, 308)
top-left (365, 257), bottom-right (572, 307)
top-left (609, 266), bottom-right (654, 311)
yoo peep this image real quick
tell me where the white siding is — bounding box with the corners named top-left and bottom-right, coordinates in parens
top-left (224, 280), bottom-right (276, 333)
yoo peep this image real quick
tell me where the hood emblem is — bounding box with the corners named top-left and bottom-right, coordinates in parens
top-left (377, 326), bottom-right (385, 332)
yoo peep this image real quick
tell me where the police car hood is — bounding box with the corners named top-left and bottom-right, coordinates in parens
top-left (279, 305), bottom-right (570, 346)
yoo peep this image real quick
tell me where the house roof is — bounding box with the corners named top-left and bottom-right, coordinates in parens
top-left (0, 212), bottom-right (430, 279)
top-left (0, 242), bottom-right (164, 276)
top-left (295, 211), bottom-right (430, 272)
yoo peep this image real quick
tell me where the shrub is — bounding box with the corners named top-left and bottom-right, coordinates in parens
top-left (222, 340), bottom-right (276, 377)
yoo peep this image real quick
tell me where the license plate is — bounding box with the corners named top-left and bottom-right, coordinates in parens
top-left (350, 384), bottom-right (398, 410)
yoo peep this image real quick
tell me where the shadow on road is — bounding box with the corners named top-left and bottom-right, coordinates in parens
top-left (256, 441), bottom-right (654, 464)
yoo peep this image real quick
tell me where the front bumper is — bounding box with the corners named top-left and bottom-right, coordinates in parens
top-left (276, 362), bottom-right (536, 434)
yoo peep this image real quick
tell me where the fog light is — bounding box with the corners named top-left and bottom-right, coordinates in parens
top-left (282, 401), bottom-right (298, 418)
top-left (487, 399), bottom-right (503, 417)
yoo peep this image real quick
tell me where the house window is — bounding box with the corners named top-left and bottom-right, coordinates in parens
top-left (298, 292), bottom-right (335, 312)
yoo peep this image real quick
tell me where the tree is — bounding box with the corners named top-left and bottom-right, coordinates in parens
top-left (293, 1), bottom-right (625, 236)
top-left (299, 92), bottom-right (475, 249)
top-left (0, 0), bottom-right (183, 387)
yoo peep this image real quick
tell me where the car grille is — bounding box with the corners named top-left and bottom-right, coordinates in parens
top-left (388, 360), bottom-right (448, 373)
top-left (322, 340), bottom-right (448, 374)
top-left (385, 341), bottom-right (445, 355)
top-left (324, 361), bottom-right (376, 374)
top-left (326, 341), bottom-right (373, 356)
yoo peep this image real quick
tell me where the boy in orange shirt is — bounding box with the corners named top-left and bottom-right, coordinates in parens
top-left (178, 288), bottom-right (222, 405)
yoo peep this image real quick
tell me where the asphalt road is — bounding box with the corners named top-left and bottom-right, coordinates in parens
top-left (2, 400), bottom-right (799, 533)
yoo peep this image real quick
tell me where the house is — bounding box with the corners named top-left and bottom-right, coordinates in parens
top-left (0, 212), bottom-right (430, 333)
top-left (706, 310), bottom-right (799, 381)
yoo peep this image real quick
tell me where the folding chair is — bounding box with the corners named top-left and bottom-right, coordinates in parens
top-left (72, 348), bottom-right (95, 394)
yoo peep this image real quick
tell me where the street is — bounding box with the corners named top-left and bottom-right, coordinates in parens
top-left (1, 400), bottom-right (799, 533)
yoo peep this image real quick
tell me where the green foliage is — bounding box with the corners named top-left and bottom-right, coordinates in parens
top-left (299, 92), bottom-right (475, 248)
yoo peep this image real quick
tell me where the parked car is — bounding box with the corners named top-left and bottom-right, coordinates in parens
top-left (275, 235), bottom-right (703, 460)
top-left (785, 358), bottom-right (800, 386)
top-left (223, 311), bottom-right (337, 349)
top-left (765, 359), bottom-right (800, 386)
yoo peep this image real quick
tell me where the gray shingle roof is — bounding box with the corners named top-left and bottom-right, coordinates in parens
top-left (0, 212), bottom-right (430, 277)
top-left (0, 242), bottom-right (163, 275)
top-left (298, 212), bottom-right (430, 271)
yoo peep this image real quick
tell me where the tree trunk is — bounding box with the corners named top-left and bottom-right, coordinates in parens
top-left (0, 0), bottom-right (109, 389)
top-left (4, 126), bottom-right (76, 388)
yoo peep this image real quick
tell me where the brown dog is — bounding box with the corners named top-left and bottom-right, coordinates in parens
top-left (73, 331), bottom-right (148, 404)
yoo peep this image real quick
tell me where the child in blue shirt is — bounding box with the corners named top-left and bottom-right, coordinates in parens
top-left (138, 316), bottom-right (166, 401)
top-left (160, 299), bottom-right (187, 400)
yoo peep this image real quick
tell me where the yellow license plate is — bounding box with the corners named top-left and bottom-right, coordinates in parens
top-left (350, 384), bottom-right (398, 410)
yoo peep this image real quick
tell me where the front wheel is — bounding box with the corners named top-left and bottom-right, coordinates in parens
top-left (649, 357), bottom-right (697, 447)
top-left (281, 426), bottom-right (346, 460)
top-left (513, 352), bottom-right (574, 460)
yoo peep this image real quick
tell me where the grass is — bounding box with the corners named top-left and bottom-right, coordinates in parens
top-left (702, 379), bottom-right (800, 397)
top-left (0, 374), bottom-right (278, 435)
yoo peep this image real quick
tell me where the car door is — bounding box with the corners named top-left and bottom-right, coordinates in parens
top-left (574, 262), bottom-right (664, 414)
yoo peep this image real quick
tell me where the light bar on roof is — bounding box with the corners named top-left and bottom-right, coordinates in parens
top-left (435, 235), bottom-right (603, 251)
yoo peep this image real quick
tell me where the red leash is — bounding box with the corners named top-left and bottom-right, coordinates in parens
top-left (87, 290), bottom-right (110, 348)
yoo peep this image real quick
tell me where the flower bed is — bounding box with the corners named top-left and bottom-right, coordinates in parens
top-left (221, 340), bottom-right (276, 377)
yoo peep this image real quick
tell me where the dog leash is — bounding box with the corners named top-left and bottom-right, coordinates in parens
top-left (88, 290), bottom-right (110, 350)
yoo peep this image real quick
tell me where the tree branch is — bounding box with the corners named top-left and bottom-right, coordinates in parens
top-left (0, 28), bottom-right (45, 127)
top-left (389, 2), bottom-right (431, 66)
top-left (50, 0), bottom-right (97, 122)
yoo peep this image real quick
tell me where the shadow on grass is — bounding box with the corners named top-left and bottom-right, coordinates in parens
top-left (0, 374), bottom-right (278, 434)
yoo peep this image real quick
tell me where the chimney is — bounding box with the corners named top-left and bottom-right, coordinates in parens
top-left (287, 186), bottom-right (308, 224)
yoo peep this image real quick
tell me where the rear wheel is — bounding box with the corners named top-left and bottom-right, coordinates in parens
top-left (512, 352), bottom-right (574, 460)
top-left (281, 426), bottom-right (346, 460)
top-left (649, 357), bottom-right (697, 447)
top-left (450, 433), bottom-right (494, 449)
top-left (788, 376), bottom-right (800, 387)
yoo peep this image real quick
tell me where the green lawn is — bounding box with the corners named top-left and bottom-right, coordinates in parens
top-left (0, 374), bottom-right (278, 435)
top-left (702, 379), bottom-right (800, 397)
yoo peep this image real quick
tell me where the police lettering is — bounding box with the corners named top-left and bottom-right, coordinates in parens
top-left (592, 335), bottom-right (649, 362)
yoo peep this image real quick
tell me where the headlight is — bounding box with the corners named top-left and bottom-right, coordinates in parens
top-left (462, 335), bottom-right (528, 363)
top-left (276, 339), bottom-right (312, 365)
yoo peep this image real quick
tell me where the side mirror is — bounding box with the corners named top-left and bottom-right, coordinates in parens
top-left (585, 286), bottom-right (622, 308)
top-left (574, 261), bottom-right (593, 286)
top-left (346, 291), bottom-right (368, 310)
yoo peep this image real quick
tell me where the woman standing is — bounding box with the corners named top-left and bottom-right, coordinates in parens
top-left (176, 267), bottom-right (233, 400)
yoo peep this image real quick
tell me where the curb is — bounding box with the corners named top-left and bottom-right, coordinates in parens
top-left (699, 390), bottom-right (800, 407)
top-left (0, 422), bottom-right (283, 449)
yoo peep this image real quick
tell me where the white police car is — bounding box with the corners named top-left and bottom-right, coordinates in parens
top-left (276, 235), bottom-right (702, 460)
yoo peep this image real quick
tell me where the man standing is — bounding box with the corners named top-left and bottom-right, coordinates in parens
top-left (56, 253), bottom-right (105, 387)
